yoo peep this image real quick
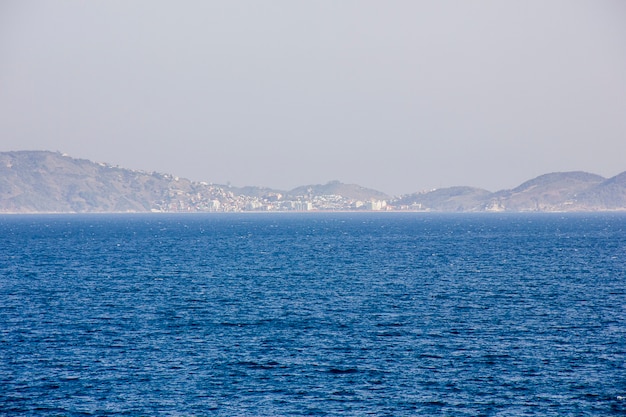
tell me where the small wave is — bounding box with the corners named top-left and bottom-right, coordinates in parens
top-left (236, 360), bottom-right (281, 370)
top-left (328, 368), bottom-right (358, 374)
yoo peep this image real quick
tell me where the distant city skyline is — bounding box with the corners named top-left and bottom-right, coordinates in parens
top-left (1, 1), bottom-right (625, 195)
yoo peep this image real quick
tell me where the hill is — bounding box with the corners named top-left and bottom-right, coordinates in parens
top-left (488, 171), bottom-right (606, 212)
top-left (287, 180), bottom-right (389, 201)
top-left (398, 171), bottom-right (626, 212)
top-left (574, 171), bottom-right (626, 210)
top-left (0, 151), bottom-right (229, 213)
top-left (0, 151), bottom-right (387, 213)
top-left (394, 187), bottom-right (492, 212)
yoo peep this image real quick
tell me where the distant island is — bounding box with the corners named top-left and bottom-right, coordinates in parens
top-left (1, 151), bottom-right (625, 213)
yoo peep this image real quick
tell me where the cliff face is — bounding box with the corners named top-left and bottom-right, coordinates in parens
top-left (1, 151), bottom-right (625, 213)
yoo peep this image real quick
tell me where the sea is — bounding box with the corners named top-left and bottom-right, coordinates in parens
top-left (0, 212), bottom-right (625, 416)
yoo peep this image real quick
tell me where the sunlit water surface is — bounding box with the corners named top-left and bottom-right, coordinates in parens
top-left (1, 213), bottom-right (625, 416)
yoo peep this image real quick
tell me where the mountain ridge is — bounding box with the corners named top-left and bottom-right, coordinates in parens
top-left (1, 151), bottom-right (625, 213)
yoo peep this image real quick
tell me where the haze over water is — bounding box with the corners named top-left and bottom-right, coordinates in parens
top-left (2, 1), bottom-right (626, 194)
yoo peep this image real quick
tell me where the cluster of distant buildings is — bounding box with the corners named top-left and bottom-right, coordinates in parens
top-left (150, 184), bottom-right (392, 213)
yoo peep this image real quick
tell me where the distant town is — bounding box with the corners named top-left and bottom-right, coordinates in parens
top-left (149, 179), bottom-right (392, 213)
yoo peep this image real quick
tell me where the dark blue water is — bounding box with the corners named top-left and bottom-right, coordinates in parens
top-left (1, 213), bottom-right (625, 416)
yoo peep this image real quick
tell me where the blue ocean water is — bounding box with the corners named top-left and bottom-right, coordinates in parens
top-left (0, 213), bottom-right (625, 416)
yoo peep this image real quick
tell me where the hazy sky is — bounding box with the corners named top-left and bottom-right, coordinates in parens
top-left (2, 1), bottom-right (625, 195)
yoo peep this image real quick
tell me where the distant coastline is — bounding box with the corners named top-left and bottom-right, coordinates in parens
top-left (1, 151), bottom-right (625, 213)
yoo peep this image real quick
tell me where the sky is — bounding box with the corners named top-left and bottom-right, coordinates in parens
top-left (1, 1), bottom-right (625, 196)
